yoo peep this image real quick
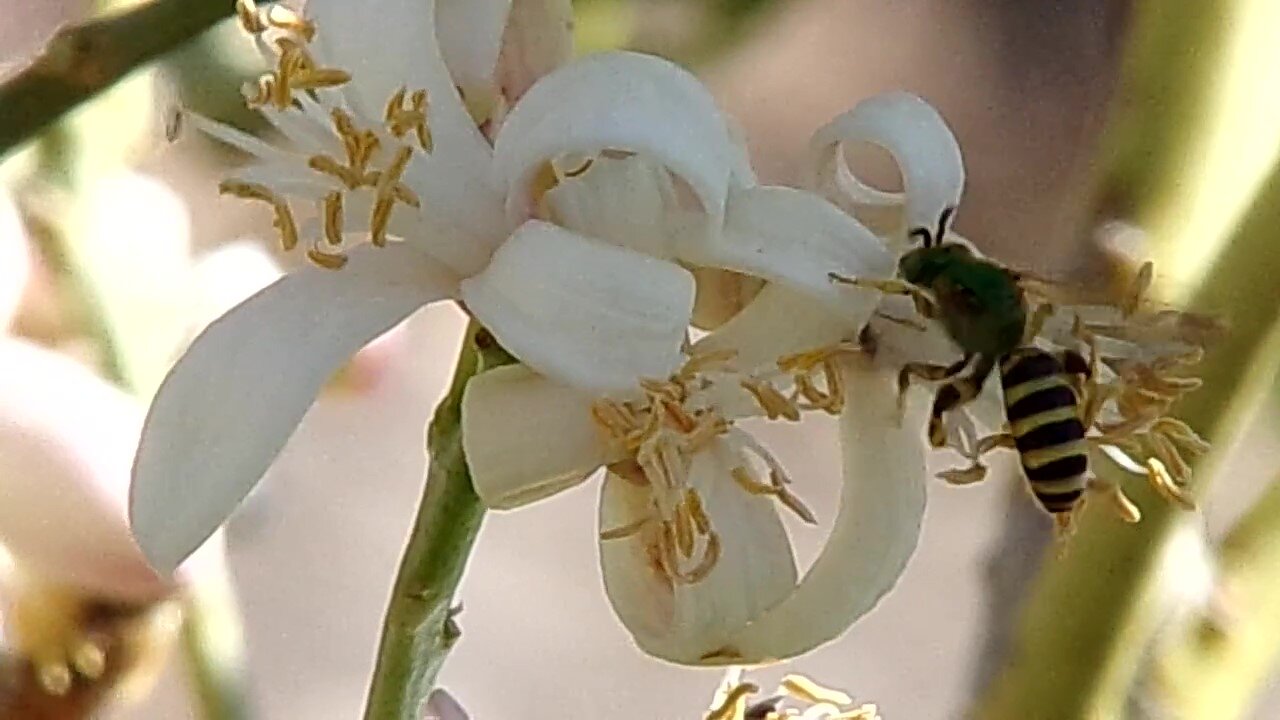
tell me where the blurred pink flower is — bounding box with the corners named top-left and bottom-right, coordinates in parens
top-left (0, 338), bottom-right (220, 603)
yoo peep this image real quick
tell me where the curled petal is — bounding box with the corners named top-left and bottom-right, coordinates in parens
top-left (306, 0), bottom-right (489, 158)
top-left (494, 51), bottom-right (735, 227)
top-left (600, 439), bottom-right (799, 663)
top-left (132, 245), bottom-right (456, 572)
top-left (679, 185), bottom-right (894, 313)
top-left (460, 221), bottom-right (693, 393)
top-left (463, 364), bottom-right (614, 509)
top-left (544, 154), bottom-right (679, 259)
top-left (809, 92), bottom-right (963, 240)
top-left (724, 360), bottom-right (928, 660)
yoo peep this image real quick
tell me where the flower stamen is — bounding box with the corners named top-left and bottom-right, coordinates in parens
top-left (385, 88), bottom-right (433, 151)
top-left (218, 180), bottom-right (300, 251)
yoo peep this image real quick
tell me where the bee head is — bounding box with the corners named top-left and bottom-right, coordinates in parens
top-left (899, 240), bottom-right (975, 285)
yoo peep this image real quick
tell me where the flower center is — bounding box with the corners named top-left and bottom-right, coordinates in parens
top-left (219, 0), bottom-right (434, 270)
top-left (592, 349), bottom-right (848, 586)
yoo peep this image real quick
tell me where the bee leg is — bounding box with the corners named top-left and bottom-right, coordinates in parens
top-left (898, 355), bottom-right (971, 426)
top-left (938, 432), bottom-right (1015, 485)
top-left (928, 356), bottom-right (995, 447)
top-left (829, 273), bottom-right (938, 318)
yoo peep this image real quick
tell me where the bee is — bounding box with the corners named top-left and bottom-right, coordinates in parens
top-left (832, 207), bottom-right (1098, 522)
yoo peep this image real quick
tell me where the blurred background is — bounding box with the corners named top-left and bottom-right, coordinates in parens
top-left (3, 0), bottom-right (1280, 718)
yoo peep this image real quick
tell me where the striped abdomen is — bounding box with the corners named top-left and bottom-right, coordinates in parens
top-left (999, 348), bottom-right (1088, 515)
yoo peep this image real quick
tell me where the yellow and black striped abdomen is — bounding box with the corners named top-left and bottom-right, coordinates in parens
top-left (999, 349), bottom-right (1088, 514)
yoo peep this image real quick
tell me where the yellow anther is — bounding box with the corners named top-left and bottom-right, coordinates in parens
top-left (218, 179), bottom-right (276, 203)
top-left (686, 489), bottom-right (712, 534)
top-left (674, 507), bottom-right (695, 559)
top-left (306, 244), bottom-right (348, 270)
top-left (1145, 457), bottom-right (1196, 511)
top-left (302, 67), bottom-right (353, 90)
top-left (272, 206), bottom-right (300, 252)
top-left (235, 0), bottom-right (267, 33)
top-left (741, 378), bottom-right (801, 421)
top-left (308, 154), bottom-right (361, 188)
top-left (370, 198), bottom-right (395, 247)
top-left (71, 641), bottom-right (106, 680)
top-left (322, 191), bottom-right (345, 246)
top-left (391, 182), bottom-right (421, 208)
top-left (705, 681), bottom-right (759, 720)
top-left (39, 663), bottom-right (73, 696)
top-left (938, 463), bottom-right (988, 485)
top-left (781, 674), bottom-right (854, 706)
top-left (264, 4), bottom-right (316, 40)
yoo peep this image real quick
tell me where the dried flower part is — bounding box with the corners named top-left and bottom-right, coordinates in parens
top-left (591, 348), bottom-right (844, 585)
top-left (705, 668), bottom-right (881, 720)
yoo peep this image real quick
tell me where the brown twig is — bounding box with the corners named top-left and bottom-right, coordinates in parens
top-left (0, 0), bottom-right (232, 159)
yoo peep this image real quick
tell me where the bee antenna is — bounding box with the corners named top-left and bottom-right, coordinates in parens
top-left (908, 226), bottom-right (933, 247)
top-left (936, 206), bottom-right (956, 243)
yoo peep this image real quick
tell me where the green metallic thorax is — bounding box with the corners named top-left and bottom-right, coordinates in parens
top-left (898, 244), bottom-right (1027, 357)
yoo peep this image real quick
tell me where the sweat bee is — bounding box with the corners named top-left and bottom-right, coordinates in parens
top-left (832, 208), bottom-right (1103, 524)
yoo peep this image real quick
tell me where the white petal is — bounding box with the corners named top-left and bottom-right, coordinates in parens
top-left (600, 439), bottom-right (798, 663)
top-left (462, 364), bottom-right (614, 509)
top-left (494, 51), bottom-right (735, 227)
top-left (809, 92), bottom-right (964, 238)
top-left (191, 240), bottom-right (285, 328)
top-left (306, 0), bottom-right (489, 158)
top-left (401, 149), bottom-right (509, 278)
top-left (544, 154), bottom-right (679, 259)
top-left (460, 221), bottom-right (692, 393)
top-left (131, 244), bottom-right (456, 572)
top-left (436, 0), bottom-right (512, 90)
top-left (725, 360), bottom-right (927, 660)
top-left (692, 284), bottom-right (856, 372)
top-left (0, 340), bottom-right (172, 602)
top-left (680, 184), bottom-right (894, 312)
top-left (494, 0), bottom-right (574, 104)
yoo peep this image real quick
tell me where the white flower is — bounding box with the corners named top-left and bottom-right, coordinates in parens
top-left (459, 97), bottom-right (963, 666)
top-left (131, 0), bottom-right (889, 572)
top-left (0, 339), bottom-right (222, 696)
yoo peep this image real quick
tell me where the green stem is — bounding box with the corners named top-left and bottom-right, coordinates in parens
top-left (0, 0), bottom-right (232, 160)
top-left (362, 324), bottom-right (516, 720)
